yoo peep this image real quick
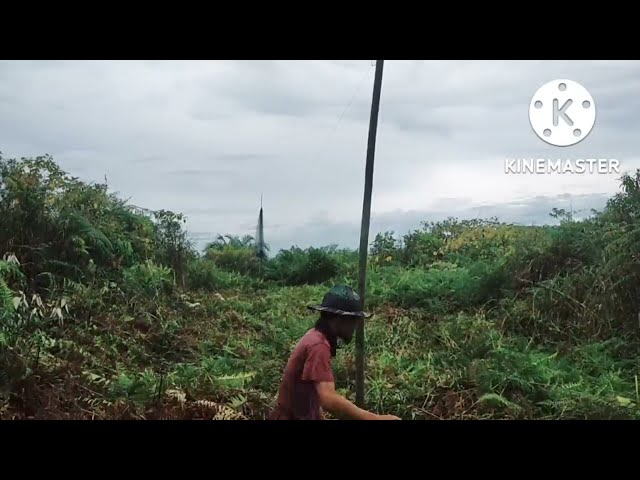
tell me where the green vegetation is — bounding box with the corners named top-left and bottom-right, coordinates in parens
top-left (1, 153), bottom-right (639, 419)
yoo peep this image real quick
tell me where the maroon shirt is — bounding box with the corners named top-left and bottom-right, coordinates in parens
top-left (269, 328), bottom-right (335, 420)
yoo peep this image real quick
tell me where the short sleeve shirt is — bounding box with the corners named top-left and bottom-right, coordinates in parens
top-left (270, 328), bottom-right (334, 420)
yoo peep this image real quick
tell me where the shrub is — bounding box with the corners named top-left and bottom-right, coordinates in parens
top-left (206, 246), bottom-right (260, 276)
top-left (401, 231), bottom-right (445, 267)
top-left (122, 260), bottom-right (174, 297)
top-left (370, 231), bottom-right (402, 267)
top-left (265, 246), bottom-right (339, 286)
top-left (185, 258), bottom-right (249, 291)
top-left (368, 265), bottom-right (476, 313)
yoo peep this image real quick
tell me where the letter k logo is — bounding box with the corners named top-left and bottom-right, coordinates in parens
top-left (529, 79), bottom-right (596, 147)
top-left (553, 99), bottom-right (574, 126)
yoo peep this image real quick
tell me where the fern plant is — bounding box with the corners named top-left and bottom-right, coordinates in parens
top-left (0, 258), bottom-right (23, 322)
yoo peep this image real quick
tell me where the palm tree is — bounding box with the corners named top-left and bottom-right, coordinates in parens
top-left (205, 234), bottom-right (255, 252)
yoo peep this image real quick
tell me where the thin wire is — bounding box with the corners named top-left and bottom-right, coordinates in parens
top-left (332, 68), bottom-right (371, 132)
top-left (310, 62), bottom-right (374, 164)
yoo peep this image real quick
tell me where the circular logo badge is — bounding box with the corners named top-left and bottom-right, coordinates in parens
top-left (529, 79), bottom-right (596, 147)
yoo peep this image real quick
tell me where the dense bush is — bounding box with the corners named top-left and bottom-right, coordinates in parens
top-left (206, 246), bottom-right (261, 277)
top-left (367, 265), bottom-right (486, 313)
top-left (370, 231), bottom-right (403, 266)
top-left (265, 246), bottom-right (339, 285)
top-left (122, 260), bottom-right (174, 298)
top-left (185, 258), bottom-right (250, 291)
top-left (0, 154), bottom-right (194, 289)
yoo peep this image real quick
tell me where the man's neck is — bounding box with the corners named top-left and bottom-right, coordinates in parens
top-left (314, 325), bottom-right (337, 357)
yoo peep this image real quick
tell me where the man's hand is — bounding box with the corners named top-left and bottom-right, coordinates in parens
top-left (316, 382), bottom-right (401, 420)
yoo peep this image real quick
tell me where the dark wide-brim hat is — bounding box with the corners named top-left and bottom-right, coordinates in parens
top-left (307, 285), bottom-right (372, 319)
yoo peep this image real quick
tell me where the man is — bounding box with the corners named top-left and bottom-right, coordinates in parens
top-left (269, 285), bottom-right (401, 420)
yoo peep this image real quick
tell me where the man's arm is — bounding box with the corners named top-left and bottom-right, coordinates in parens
top-left (316, 381), bottom-right (400, 420)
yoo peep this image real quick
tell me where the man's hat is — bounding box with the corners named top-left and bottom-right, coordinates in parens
top-left (307, 285), bottom-right (372, 318)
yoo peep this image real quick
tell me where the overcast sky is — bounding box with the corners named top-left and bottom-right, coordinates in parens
top-left (1, 60), bottom-right (639, 253)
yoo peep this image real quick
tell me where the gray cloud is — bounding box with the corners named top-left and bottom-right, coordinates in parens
top-left (0, 60), bottom-right (638, 253)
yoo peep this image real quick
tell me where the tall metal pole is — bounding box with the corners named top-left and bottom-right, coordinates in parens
top-left (355, 60), bottom-right (384, 408)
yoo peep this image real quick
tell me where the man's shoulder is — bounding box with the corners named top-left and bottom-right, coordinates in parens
top-left (287, 328), bottom-right (330, 366)
top-left (299, 328), bottom-right (330, 350)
